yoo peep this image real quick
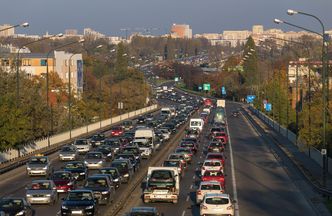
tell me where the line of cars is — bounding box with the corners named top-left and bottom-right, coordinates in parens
top-left (0, 90), bottom-right (200, 216)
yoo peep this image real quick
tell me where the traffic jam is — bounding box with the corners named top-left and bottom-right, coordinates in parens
top-left (0, 88), bottom-right (205, 216)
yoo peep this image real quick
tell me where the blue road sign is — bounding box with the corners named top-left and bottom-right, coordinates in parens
top-left (221, 86), bottom-right (226, 95)
top-left (198, 86), bottom-right (203, 91)
top-left (246, 95), bottom-right (256, 103)
top-left (266, 103), bottom-right (272, 112)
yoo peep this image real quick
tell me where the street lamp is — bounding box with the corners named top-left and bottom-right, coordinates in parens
top-left (68, 39), bottom-right (85, 139)
top-left (0, 22), bottom-right (29, 33)
top-left (16, 33), bottom-right (62, 107)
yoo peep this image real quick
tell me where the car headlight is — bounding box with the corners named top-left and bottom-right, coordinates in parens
top-left (85, 205), bottom-right (94, 209)
top-left (67, 182), bottom-right (73, 186)
top-left (80, 172), bottom-right (85, 175)
top-left (107, 153), bottom-right (112, 157)
top-left (42, 166), bottom-right (48, 170)
top-left (98, 161), bottom-right (103, 164)
top-left (101, 191), bottom-right (109, 195)
top-left (123, 174), bottom-right (129, 177)
top-left (113, 178), bottom-right (119, 182)
top-left (26, 194), bottom-right (32, 197)
top-left (84, 161), bottom-right (88, 165)
top-left (16, 210), bottom-right (25, 216)
top-left (61, 205), bottom-right (68, 210)
top-left (45, 194), bottom-right (51, 197)
top-left (27, 167), bottom-right (31, 170)
top-left (59, 154), bottom-right (63, 157)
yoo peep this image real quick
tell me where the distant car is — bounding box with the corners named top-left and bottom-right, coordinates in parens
top-left (137, 116), bottom-right (146, 125)
top-left (110, 126), bottom-right (124, 137)
top-left (103, 138), bottom-right (123, 154)
top-left (0, 197), bottom-right (34, 216)
top-left (168, 153), bottom-right (187, 169)
top-left (61, 190), bottom-right (98, 216)
top-left (163, 159), bottom-right (184, 176)
top-left (201, 170), bottom-right (225, 187)
top-left (201, 159), bottom-right (223, 176)
top-left (83, 175), bottom-right (115, 205)
top-left (26, 180), bottom-right (58, 205)
top-left (200, 193), bottom-right (234, 216)
top-left (127, 207), bottom-right (163, 216)
top-left (26, 154), bottom-right (51, 177)
top-left (51, 171), bottom-right (76, 193)
top-left (212, 132), bottom-right (228, 144)
top-left (123, 120), bottom-right (133, 131)
top-left (207, 141), bottom-right (224, 153)
top-left (115, 153), bottom-right (139, 172)
top-left (84, 152), bottom-right (106, 169)
top-left (96, 145), bottom-right (114, 161)
top-left (231, 110), bottom-right (240, 117)
top-left (174, 147), bottom-right (193, 164)
top-left (59, 145), bottom-right (78, 161)
top-left (196, 181), bottom-right (224, 204)
top-left (206, 153), bottom-right (225, 166)
top-left (110, 159), bottom-right (134, 183)
top-left (73, 139), bottom-right (91, 154)
top-left (99, 167), bottom-right (122, 188)
top-left (179, 141), bottom-right (198, 154)
top-left (89, 134), bottom-right (105, 147)
top-left (63, 161), bottom-right (88, 181)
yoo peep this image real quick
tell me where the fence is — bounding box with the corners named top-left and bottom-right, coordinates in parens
top-left (249, 106), bottom-right (332, 174)
top-left (0, 105), bottom-right (158, 164)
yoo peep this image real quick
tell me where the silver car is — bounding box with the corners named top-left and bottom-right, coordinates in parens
top-left (26, 155), bottom-right (51, 176)
top-left (59, 145), bottom-right (78, 161)
top-left (73, 139), bottom-right (91, 154)
top-left (26, 180), bottom-right (57, 205)
top-left (84, 152), bottom-right (106, 169)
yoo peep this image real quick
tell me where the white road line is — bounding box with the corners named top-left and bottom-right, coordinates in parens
top-left (56, 211), bottom-right (61, 216)
top-left (181, 210), bottom-right (186, 216)
top-left (225, 105), bottom-right (240, 216)
top-left (186, 195), bottom-right (190, 202)
top-left (192, 175), bottom-right (195, 180)
top-left (190, 184), bottom-right (193, 189)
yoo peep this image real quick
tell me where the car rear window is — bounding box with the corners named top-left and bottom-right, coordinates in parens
top-left (201, 184), bottom-right (221, 190)
top-left (204, 161), bottom-right (221, 166)
top-left (205, 197), bottom-right (229, 205)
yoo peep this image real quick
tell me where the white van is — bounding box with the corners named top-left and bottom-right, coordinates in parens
top-left (190, 118), bottom-right (204, 131)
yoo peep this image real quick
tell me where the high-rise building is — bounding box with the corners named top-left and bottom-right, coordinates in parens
top-left (65, 29), bottom-right (78, 36)
top-left (83, 28), bottom-right (105, 40)
top-left (170, 24), bottom-right (192, 39)
top-left (0, 24), bottom-right (15, 37)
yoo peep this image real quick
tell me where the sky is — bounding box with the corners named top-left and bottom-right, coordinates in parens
top-left (1, 0), bottom-right (332, 36)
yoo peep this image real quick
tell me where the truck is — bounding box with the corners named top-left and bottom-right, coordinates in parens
top-left (217, 99), bottom-right (225, 108)
top-left (161, 107), bottom-right (176, 117)
top-left (134, 128), bottom-right (155, 158)
top-left (214, 107), bottom-right (225, 124)
top-left (143, 167), bottom-right (180, 204)
top-left (190, 118), bottom-right (204, 131)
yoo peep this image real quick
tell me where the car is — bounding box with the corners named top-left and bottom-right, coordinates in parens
top-left (212, 132), bottom-right (228, 144)
top-left (231, 110), bottom-right (240, 117)
top-left (110, 159), bottom-right (134, 183)
top-left (179, 141), bottom-right (198, 154)
top-left (73, 139), bottom-right (91, 154)
top-left (168, 153), bottom-right (187, 169)
top-left (207, 141), bottom-right (224, 153)
top-left (59, 145), bottom-right (78, 161)
top-left (174, 147), bottom-right (193, 164)
top-left (201, 170), bottom-right (225, 187)
top-left (96, 145), bottom-right (114, 161)
top-left (103, 138), bottom-right (123, 154)
top-left (51, 171), bottom-right (76, 193)
top-left (201, 160), bottom-right (223, 176)
top-left (163, 160), bottom-right (184, 176)
top-left (63, 161), bottom-right (88, 181)
top-left (127, 207), bottom-right (163, 216)
top-left (209, 127), bottom-right (226, 138)
top-left (200, 193), bottom-right (234, 216)
top-left (25, 180), bottom-right (58, 205)
top-left (123, 120), bottom-right (134, 131)
top-left (61, 190), bottom-right (98, 216)
top-left (84, 152), bottom-right (106, 169)
top-left (121, 146), bottom-right (141, 162)
top-left (83, 175), bottom-right (115, 205)
top-left (89, 134), bottom-right (105, 147)
top-left (196, 181), bottom-right (224, 204)
top-left (115, 153), bottom-right (140, 172)
top-left (0, 197), bottom-right (34, 216)
top-left (26, 154), bottom-right (51, 177)
top-left (206, 153), bottom-right (225, 166)
top-left (99, 167), bottom-right (122, 188)
top-left (137, 116), bottom-right (146, 125)
top-left (110, 126), bottom-right (124, 137)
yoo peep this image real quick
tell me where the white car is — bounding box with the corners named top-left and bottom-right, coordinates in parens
top-left (201, 159), bottom-right (223, 176)
top-left (196, 181), bottom-right (224, 204)
top-left (200, 193), bottom-right (235, 216)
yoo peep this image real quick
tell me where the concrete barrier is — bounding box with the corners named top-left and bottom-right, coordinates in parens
top-left (0, 105), bottom-right (158, 164)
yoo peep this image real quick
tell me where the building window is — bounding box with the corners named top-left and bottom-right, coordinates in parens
top-left (40, 59), bottom-right (47, 66)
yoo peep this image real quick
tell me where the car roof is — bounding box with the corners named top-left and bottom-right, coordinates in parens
top-left (31, 179), bottom-right (53, 183)
top-left (131, 207), bottom-right (156, 212)
top-left (200, 181), bottom-right (221, 185)
top-left (204, 159), bottom-right (222, 163)
top-left (204, 193), bottom-right (230, 199)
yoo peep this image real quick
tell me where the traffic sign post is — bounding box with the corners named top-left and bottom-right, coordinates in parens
top-left (246, 95), bottom-right (256, 103)
top-left (221, 86), bottom-right (226, 96)
top-left (265, 103), bottom-right (272, 112)
top-left (203, 83), bottom-right (210, 91)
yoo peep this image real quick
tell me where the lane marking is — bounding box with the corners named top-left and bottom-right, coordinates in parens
top-left (181, 210), bottom-right (186, 216)
top-left (190, 184), bottom-right (193, 189)
top-left (186, 195), bottom-right (190, 202)
top-left (225, 104), bottom-right (240, 216)
top-left (192, 175), bottom-right (195, 180)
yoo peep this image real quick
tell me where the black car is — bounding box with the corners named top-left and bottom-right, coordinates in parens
top-left (90, 134), bottom-right (105, 147)
top-left (96, 145), bottom-right (114, 161)
top-left (61, 190), bottom-right (97, 216)
top-left (103, 138), bottom-right (122, 155)
top-left (137, 116), bottom-right (146, 125)
top-left (115, 153), bottom-right (139, 172)
top-left (99, 167), bottom-right (122, 188)
top-left (120, 146), bottom-right (141, 162)
top-left (163, 123), bottom-right (176, 133)
top-left (110, 159), bottom-right (134, 183)
top-left (127, 206), bottom-right (163, 216)
top-left (83, 176), bottom-right (115, 205)
top-left (63, 161), bottom-right (88, 181)
top-left (0, 197), bottom-right (34, 216)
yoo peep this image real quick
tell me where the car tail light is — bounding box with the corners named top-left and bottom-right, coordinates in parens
top-left (197, 190), bottom-right (201, 195)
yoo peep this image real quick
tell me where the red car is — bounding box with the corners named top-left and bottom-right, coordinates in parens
top-left (207, 141), bottom-right (225, 153)
top-left (111, 126), bottom-right (124, 137)
top-left (51, 171), bottom-right (76, 193)
top-left (212, 132), bottom-right (228, 144)
top-left (201, 170), bottom-right (225, 188)
top-left (206, 153), bottom-right (225, 166)
top-left (210, 127), bottom-right (226, 138)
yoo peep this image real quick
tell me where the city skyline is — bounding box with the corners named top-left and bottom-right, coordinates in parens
top-left (1, 0), bottom-right (331, 36)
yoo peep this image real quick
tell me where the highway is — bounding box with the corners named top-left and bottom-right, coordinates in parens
top-left (118, 101), bottom-right (319, 216)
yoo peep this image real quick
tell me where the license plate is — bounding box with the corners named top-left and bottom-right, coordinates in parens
top-left (72, 210), bottom-right (82, 214)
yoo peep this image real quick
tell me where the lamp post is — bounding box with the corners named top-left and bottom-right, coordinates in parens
top-left (0, 22), bottom-right (29, 33)
top-left (275, 12), bottom-right (329, 185)
top-left (67, 39), bottom-right (85, 139)
top-left (16, 33), bottom-right (61, 107)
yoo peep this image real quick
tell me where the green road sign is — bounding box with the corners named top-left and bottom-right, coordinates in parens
top-left (174, 77), bottom-right (179, 82)
top-left (203, 83), bottom-right (210, 91)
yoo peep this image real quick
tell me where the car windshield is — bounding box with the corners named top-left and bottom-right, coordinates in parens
top-left (130, 212), bottom-right (156, 216)
top-left (204, 161), bottom-right (221, 166)
top-left (151, 170), bottom-right (173, 179)
top-left (169, 154), bottom-right (183, 160)
top-left (65, 162), bottom-right (84, 169)
top-left (92, 135), bottom-right (104, 140)
top-left (163, 161), bottom-right (179, 167)
top-left (29, 157), bottom-right (47, 164)
top-left (112, 127), bottom-right (122, 131)
top-left (0, 199), bottom-right (23, 209)
top-left (201, 184), bottom-right (221, 190)
top-left (67, 192), bottom-right (93, 201)
top-left (190, 121), bottom-right (201, 126)
top-left (100, 169), bottom-right (118, 178)
top-left (215, 133), bottom-right (225, 137)
top-left (205, 197), bottom-right (229, 205)
top-left (75, 140), bottom-right (88, 145)
top-left (207, 154), bottom-right (223, 160)
top-left (111, 162), bottom-right (128, 172)
top-left (123, 148), bottom-right (138, 154)
top-left (30, 182), bottom-right (51, 190)
top-left (86, 153), bottom-right (102, 159)
top-left (61, 146), bottom-right (74, 152)
top-left (53, 172), bottom-right (71, 180)
top-left (204, 171), bottom-right (223, 177)
top-left (105, 140), bottom-right (120, 147)
top-left (209, 142), bottom-right (222, 147)
top-left (84, 178), bottom-right (107, 188)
